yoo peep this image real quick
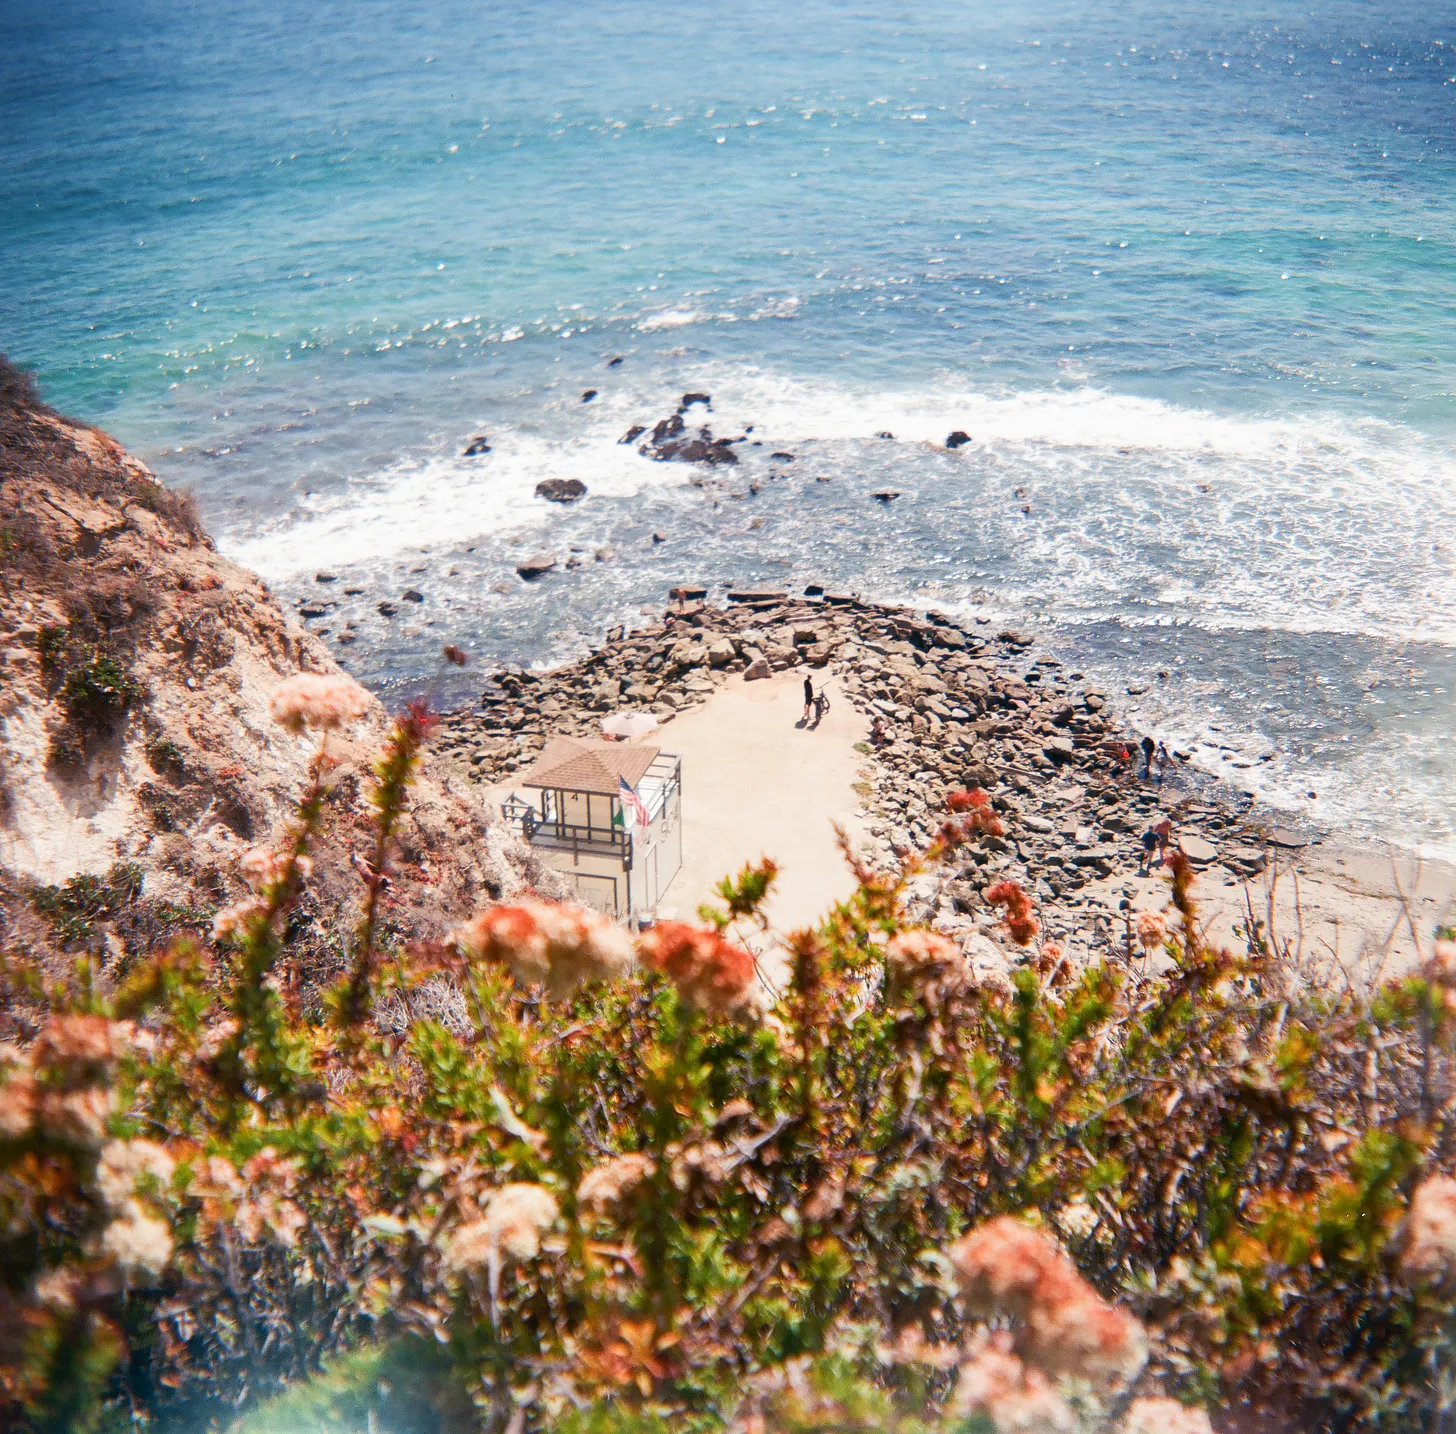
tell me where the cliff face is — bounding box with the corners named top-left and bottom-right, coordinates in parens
top-left (0, 358), bottom-right (552, 978)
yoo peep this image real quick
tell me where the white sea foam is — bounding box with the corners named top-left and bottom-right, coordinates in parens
top-left (223, 365), bottom-right (1456, 652)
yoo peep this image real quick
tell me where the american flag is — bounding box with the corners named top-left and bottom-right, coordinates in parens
top-left (618, 776), bottom-right (651, 828)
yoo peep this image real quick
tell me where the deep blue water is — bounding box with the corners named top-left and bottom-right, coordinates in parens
top-left (2, 0), bottom-right (1454, 852)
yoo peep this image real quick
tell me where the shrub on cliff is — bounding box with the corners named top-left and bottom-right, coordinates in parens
top-left (1, 686), bottom-right (1454, 1434)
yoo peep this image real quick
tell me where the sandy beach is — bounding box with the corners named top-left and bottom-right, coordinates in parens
top-left (650, 670), bottom-right (871, 933)
top-left (446, 594), bottom-right (1455, 980)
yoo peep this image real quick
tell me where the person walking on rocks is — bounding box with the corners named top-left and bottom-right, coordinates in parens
top-left (1155, 741), bottom-right (1171, 785)
top-left (1141, 735), bottom-right (1156, 780)
top-left (802, 675), bottom-right (815, 724)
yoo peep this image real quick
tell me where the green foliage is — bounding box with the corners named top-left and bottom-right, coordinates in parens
top-left (29, 861), bottom-right (144, 947)
top-left (59, 654), bottom-right (141, 729)
top-left (1, 712), bottom-right (1454, 1434)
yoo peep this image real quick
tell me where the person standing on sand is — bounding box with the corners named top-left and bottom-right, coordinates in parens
top-left (802, 675), bottom-right (815, 724)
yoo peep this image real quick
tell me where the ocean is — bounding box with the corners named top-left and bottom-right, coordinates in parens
top-left (2, 0), bottom-right (1453, 855)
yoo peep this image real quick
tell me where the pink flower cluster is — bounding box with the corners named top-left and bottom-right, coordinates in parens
top-left (235, 1147), bottom-right (308, 1248)
top-left (947, 787), bottom-right (1006, 837)
top-left (447, 1183), bottom-right (560, 1271)
top-left (0, 1016), bottom-right (127, 1149)
top-left (637, 921), bottom-right (757, 1015)
top-left (885, 929), bottom-right (978, 1009)
top-left (454, 901), bottom-right (635, 998)
top-left (984, 880), bottom-right (1041, 947)
top-left (268, 672), bottom-right (372, 735)
top-left (212, 844), bottom-right (317, 941)
top-left (949, 1216), bottom-right (1147, 1393)
top-left (577, 1152), bottom-right (655, 1214)
top-left (949, 1330), bottom-right (1074, 1433)
top-left (1123, 1397), bottom-right (1214, 1434)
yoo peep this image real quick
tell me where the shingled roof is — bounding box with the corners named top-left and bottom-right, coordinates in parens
top-left (518, 737), bottom-right (660, 796)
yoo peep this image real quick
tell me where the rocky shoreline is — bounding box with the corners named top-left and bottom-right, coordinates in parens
top-left (438, 590), bottom-right (1300, 956)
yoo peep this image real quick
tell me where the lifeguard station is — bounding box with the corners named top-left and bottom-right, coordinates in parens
top-left (501, 736), bottom-right (683, 917)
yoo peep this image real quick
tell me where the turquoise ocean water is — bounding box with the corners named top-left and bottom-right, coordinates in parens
top-left (2, 0), bottom-right (1454, 853)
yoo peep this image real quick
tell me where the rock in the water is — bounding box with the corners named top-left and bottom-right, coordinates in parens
top-left (1179, 834), bottom-right (1218, 864)
top-left (620, 424), bottom-right (647, 445)
top-left (877, 430), bottom-right (895, 439)
top-left (607, 355), bottom-right (624, 367)
top-left (680, 391), bottom-right (711, 411)
top-left (653, 435), bottom-right (739, 466)
top-left (516, 554), bottom-right (558, 581)
top-left (581, 389), bottom-right (598, 403)
top-left (946, 430), bottom-right (972, 449)
top-left (463, 436), bottom-right (491, 456)
top-left (315, 572), bottom-right (337, 583)
top-left (535, 478), bottom-right (588, 503)
top-left (595, 546), bottom-right (616, 562)
top-left (651, 533), bottom-right (667, 545)
top-left (870, 490), bottom-right (900, 503)
top-left (744, 657), bottom-right (772, 681)
top-left (402, 590), bottom-right (424, 603)
top-left (377, 602), bottom-right (399, 617)
top-left (771, 451), bottom-right (794, 461)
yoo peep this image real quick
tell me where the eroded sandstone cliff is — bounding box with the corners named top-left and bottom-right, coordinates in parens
top-left (0, 357), bottom-right (551, 990)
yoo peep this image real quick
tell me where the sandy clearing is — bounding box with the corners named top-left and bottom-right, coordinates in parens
top-left (652, 669), bottom-right (871, 934)
top-left (1084, 841), bottom-right (1456, 978)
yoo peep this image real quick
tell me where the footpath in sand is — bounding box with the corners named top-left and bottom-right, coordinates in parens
top-left (654, 671), bottom-right (870, 934)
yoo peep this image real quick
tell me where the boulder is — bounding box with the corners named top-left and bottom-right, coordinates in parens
top-left (1179, 834), bottom-right (1218, 865)
top-left (870, 490), bottom-right (900, 502)
top-left (402, 590), bottom-right (424, 603)
top-left (945, 431), bottom-right (972, 449)
top-left (463, 435), bottom-right (491, 456)
top-left (377, 602), bottom-right (398, 617)
top-left (652, 436), bottom-right (739, 466)
top-left (679, 391), bottom-right (711, 411)
top-left (581, 389), bottom-right (598, 403)
top-left (744, 658), bottom-right (772, 681)
top-left (535, 478), bottom-right (587, 503)
top-left (516, 554), bottom-right (557, 581)
top-left (620, 425), bottom-right (646, 445)
top-left (707, 638), bottom-right (736, 668)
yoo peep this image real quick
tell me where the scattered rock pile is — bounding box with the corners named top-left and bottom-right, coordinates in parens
top-left (622, 392), bottom-right (743, 467)
top-left (438, 592), bottom-right (1274, 956)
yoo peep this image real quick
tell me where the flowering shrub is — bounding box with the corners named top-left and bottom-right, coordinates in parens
top-left (1, 693), bottom-right (1455, 1433)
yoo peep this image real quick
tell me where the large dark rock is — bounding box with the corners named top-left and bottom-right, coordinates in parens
top-left (463, 436), bottom-right (491, 456)
top-left (516, 554), bottom-right (558, 581)
top-left (652, 436), bottom-right (738, 466)
top-left (651, 413), bottom-right (685, 443)
top-left (946, 430), bottom-right (972, 449)
top-left (620, 424), bottom-right (646, 445)
top-left (535, 479), bottom-right (588, 503)
top-left (679, 392), bottom-right (711, 411)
